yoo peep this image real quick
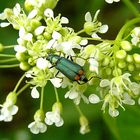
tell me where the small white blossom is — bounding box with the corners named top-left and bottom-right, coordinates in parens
top-left (45, 111), bottom-right (64, 127)
top-left (36, 58), bottom-right (49, 69)
top-left (131, 27), bottom-right (140, 45)
top-left (105, 0), bottom-right (120, 4)
top-left (0, 22), bottom-right (10, 27)
top-left (98, 25), bottom-right (108, 33)
top-left (13, 3), bottom-right (21, 16)
top-left (28, 9), bottom-right (38, 19)
top-left (79, 115), bottom-right (90, 135)
top-left (28, 121), bottom-right (47, 134)
top-left (89, 94), bottom-right (100, 104)
top-left (100, 79), bottom-right (110, 87)
top-left (14, 45), bottom-right (26, 53)
top-left (80, 39), bottom-right (88, 46)
top-left (44, 8), bottom-right (54, 18)
top-left (89, 58), bottom-right (99, 73)
top-left (0, 103), bottom-right (18, 122)
top-left (50, 78), bottom-right (62, 88)
top-left (45, 102), bottom-right (64, 127)
top-left (52, 31), bottom-right (61, 40)
top-left (85, 12), bottom-right (92, 22)
top-left (109, 108), bottom-right (119, 117)
top-left (60, 17), bottom-right (69, 24)
top-left (65, 85), bottom-right (89, 105)
top-left (34, 26), bottom-right (46, 35)
top-left (0, 12), bottom-right (6, 20)
top-left (31, 87), bottom-right (40, 98)
top-left (19, 27), bottom-right (33, 42)
top-left (84, 10), bottom-right (108, 38)
top-left (122, 93), bottom-right (135, 105)
top-left (75, 58), bottom-right (85, 66)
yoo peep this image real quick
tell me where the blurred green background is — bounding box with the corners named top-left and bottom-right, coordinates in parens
top-left (0, 0), bottom-right (140, 140)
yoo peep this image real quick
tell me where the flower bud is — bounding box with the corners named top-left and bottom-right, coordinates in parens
top-left (34, 109), bottom-right (45, 122)
top-left (105, 68), bottom-right (112, 75)
top-left (6, 92), bottom-right (17, 105)
top-left (16, 52), bottom-right (28, 62)
top-left (128, 64), bottom-right (135, 72)
top-left (52, 102), bottom-right (62, 113)
top-left (118, 61), bottom-right (126, 69)
top-left (126, 55), bottom-right (133, 63)
top-left (19, 62), bottom-right (30, 71)
top-left (0, 43), bottom-right (4, 52)
top-left (113, 68), bottom-right (122, 76)
top-left (133, 53), bottom-right (140, 64)
top-left (84, 22), bottom-right (94, 34)
top-left (79, 115), bottom-right (90, 134)
top-left (102, 57), bottom-right (110, 66)
top-left (115, 50), bottom-right (127, 59)
top-left (120, 40), bottom-right (132, 51)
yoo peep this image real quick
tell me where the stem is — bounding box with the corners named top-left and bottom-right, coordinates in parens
top-left (4, 45), bottom-right (15, 49)
top-left (84, 37), bottom-right (114, 42)
top-left (115, 17), bottom-right (140, 41)
top-left (122, 0), bottom-right (139, 17)
top-left (54, 87), bottom-right (59, 102)
top-left (40, 87), bottom-right (45, 110)
top-left (76, 29), bottom-right (85, 35)
top-left (75, 105), bottom-right (84, 116)
top-left (13, 73), bottom-right (26, 92)
top-left (17, 83), bottom-right (30, 96)
top-left (0, 64), bottom-right (19, 68)
top-left (0, 54), bottom-right (16, 57)
top-left (0, 58), bottom-right (17, 63)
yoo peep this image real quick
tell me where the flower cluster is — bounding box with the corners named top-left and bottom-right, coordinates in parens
top-left (0, 0), bottom-right (140, 135)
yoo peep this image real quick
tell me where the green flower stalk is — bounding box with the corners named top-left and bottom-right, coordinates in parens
top-left (0, 0), bottom-right (140, 135)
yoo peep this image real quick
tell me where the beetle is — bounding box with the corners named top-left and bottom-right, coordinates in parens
top-left (46, 54), bottom-right (88, 83)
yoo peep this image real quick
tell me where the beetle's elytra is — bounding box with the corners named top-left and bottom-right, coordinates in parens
top-left (47, 54), bottom-right (88, 83)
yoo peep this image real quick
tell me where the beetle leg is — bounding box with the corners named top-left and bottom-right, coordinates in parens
top-left (49, 65), bottom-right (56, 69)
top-left (55, 71), bottom-right (59, 77)
top-left (76, 81), bottom-right (85, 85)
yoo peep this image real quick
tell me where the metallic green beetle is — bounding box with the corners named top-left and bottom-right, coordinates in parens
top-left (47, 54), bottom-right (88, 83)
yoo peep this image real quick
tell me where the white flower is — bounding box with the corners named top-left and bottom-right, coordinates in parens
top-left (19, 27), bottom-right (33, 42)
top-left (28, 9), bottom-right (38, 19)
top-left (89, 94), bottom-right (100, 104)
top-left (122, 93), bottom-right (135, 105)
top-left (31, 87), bottom-right (40, 98)
top-left (84, 10), bottom-right (108, 38)
top-left (36, 57), bottom-right (49, 69)
top-left (34, 26), bottom-right (46, 35)
top-left (100, 79), bottom-right (110, 87)
top-left (105, 0), bottom-right (120, 4)
top-left (89, 58), bottom-right (99, 74)
top-left (98, 25), bottom-right (108, 33)
top-left (45, 111), bottom-right (64, 127)
top-left (65, 85), bottom-right (89, 105)
top-left (28, 121), bottom-right (47, 134)
top-left (14, 45), bottom-right (26, 53)
top-left (45, 102), bottom-right (64, 127)
top-left (13, 3), bottom-right (21, 16)
top-left (0, 22), bottom-right (10, 27)
top-left (56, 41), bottom-right (81, 56)
top-left (75, 57), bottom-right (85, 66)
top-left (109, 108), bottom-right (119, 117)
top-left (50, 78), bottom-right (62, 88)
top-left (131, 27), bottom-right (140, 45)
top-left (44, 8), bottom-right (54, 18)
top-left (0, 104), bottom-right (18, 122)
top-left (79, 116), bottom-right (90, 135)
top-left (45, 31), bottom-right (61, 49)
top-left (60, 17), bottom-right (69, 24)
